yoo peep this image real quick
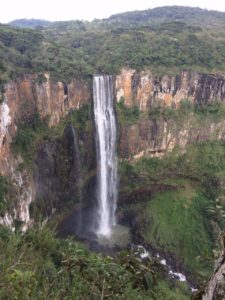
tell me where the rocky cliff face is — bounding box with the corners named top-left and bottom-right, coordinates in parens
top-left (34, 123), bottom-right (95, 221)
top-left (202, 248), bottom-right (225, 300)
top-left (0, 74), bottom-right (91, 171)
top-left (1, 68), bottom-right (225, 230)
top-left (115, 68), bottom-right (225, 160)
top-left (115, 68), bottom-right (225, 110)
top-left (119, 116), bottom-right (225, 160)
top-left (0, 74), bottom-right (91, 230)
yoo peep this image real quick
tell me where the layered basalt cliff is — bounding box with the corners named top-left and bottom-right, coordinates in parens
top-left (119, 116), bottom-right (225, 160)
top-left (0, 74), bottom-right (91, 172)
top-left (0, 74), bottom-right (91, 229)
top-left (115, 68), bottom-right (225, 110)
top-left (115, 69), bottom-right (225, 159)
top-left (34, 122), bottom-right (95, 221)
top-left (1, 68), bottom-right (225, 230)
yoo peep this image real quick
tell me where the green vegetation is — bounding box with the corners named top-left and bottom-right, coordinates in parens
top-left (0, 175), bottom-right (16, 217)
top-left (149, 100), bottom-right (225, 122)
top-left (119, 99), bottom-right (225, 279)
top-left (143, 187), bottom-right (212, 278)
top-left (0, 25), bottom-right (43, 81)
top-left (0, 176), bottom-right (9, 216)
top-left (119, 140), bottom-right (225, 280)
top-left (11, 104), bottom-right (92, 166)
top-left (106, 6), bottom-right (225, 29)
top-left (1, 7), bottom-right (225, 82)
top-left (0, 225), bottom-right (190, 299)
top-left (11, 112), bottom-right (48, 165)
top-left (116, 102), bottom-right (225, 281)
top-left (3, 6), bottom-right (225, 295)
top-left (117, 97), bottom-right (140, 124)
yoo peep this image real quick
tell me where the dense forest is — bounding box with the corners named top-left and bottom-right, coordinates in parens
top-left (1, 6), bottom-right (225, 83)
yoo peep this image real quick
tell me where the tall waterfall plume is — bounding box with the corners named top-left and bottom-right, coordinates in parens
top-left (93, 75), bottom-right (118, 237)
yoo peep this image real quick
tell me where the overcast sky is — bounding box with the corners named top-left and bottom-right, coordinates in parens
top-left (1, 0), bottom-right (225, 23)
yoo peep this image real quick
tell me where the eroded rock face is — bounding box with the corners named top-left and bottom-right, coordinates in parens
top-left (1, 68), bottom-right (225, 229)
top-left (0, 74), bottom-right (91, 229)
top-left (119, 116), bottom-right (225, 160)
top-left (0, 74), bottom-right (91, 172)
top-left (203, 251), bottom-right (225, 300)
top-left (34, 123), bottom-right (96, 222)
top-left (115, 69), bottom-right (225, 110)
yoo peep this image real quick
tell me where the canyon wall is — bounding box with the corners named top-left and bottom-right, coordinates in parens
top-left (115, 68), bottom-right (225, 159)
top-left (0, 74), bottom-right (91, 173)
top-left (1, 68), bottom-right (225, 229)
top-left (2, 68), bottom-right (225, 172)
top-left (119, 116), bottom-right (225, 160)
top-left (115, 68), bottom-right (225, 110)
top-left (0, 74), bottom-right (91, 230)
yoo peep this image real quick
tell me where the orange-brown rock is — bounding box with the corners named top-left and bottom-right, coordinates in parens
top-left (115, 69), bottom-right (225, 111)
top-left (0, 74), bottom-right (91, 173)
top-left (119, 116), bottom-right (225, 160)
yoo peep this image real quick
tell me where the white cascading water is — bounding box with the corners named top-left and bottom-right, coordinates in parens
top-left (93, 75), bottom-right (118, 237)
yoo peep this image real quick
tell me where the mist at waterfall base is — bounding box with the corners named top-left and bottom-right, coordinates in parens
top-left (93, 75), bottom-right (117, 235)
top-left (93, 75), bottom-right (130, 247)
top-left (57, 75), bottom-right (130, 250)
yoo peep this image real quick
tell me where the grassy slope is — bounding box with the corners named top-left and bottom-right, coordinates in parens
top-left (118, 104), bottom-right (225, 281)
top-left (143, 184), bottom-right (212, 278)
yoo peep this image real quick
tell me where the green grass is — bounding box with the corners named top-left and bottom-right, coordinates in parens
top-left (119, 140), bottom-right (225, 280)
top-left (141, 185), bottom-right (213, 278)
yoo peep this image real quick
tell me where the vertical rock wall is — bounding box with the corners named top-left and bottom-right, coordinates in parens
top-left (0, 74), bottom-right (91, 230)
top-left (115, 69), bottom-right (225, 111)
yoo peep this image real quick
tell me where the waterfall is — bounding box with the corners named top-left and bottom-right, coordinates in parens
top-left (93, 75), bottom-right (118, 237)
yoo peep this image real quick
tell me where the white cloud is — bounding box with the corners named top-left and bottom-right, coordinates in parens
top-left (1, 0), bottom-right (225, 23)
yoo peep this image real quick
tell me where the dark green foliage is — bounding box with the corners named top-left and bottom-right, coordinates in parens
top-left (107, 6), bottom-right (225, 29)
top-left (149, 101), bottom-right (225, 124)
top-left (117, 97), bottom-right (140, 124)
top-left (34, 73), bottom-right (47, 85)
top-left (0, 24), bottom-right (43, 81)
top-left (0, 225), bottom-right (190, 299)
top-left (0, 176), bottom-right (8, 216)
top-left (0, 176), bottom-right (15, 217)
top-left (68, 103), bottom-right (92, 131)
top-left (11, 112), bottom-right (48, 165)
top-left (194, 102), bottom-right (225, 115)
top-left (119, 140), bottom-right (225, 279)
top-left (1, 7), bottom-right (225, 81)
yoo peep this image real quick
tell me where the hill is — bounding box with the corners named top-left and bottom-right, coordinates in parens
top-left (9, 18), bottom-right (51, 28)
top-left (1, 6), bottom-right (225, 82)
top-left (106, 6), bottom-right (225, 29)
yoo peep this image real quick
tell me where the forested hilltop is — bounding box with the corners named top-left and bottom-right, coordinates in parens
top-left (1, 6), bottom-right (225, 83)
